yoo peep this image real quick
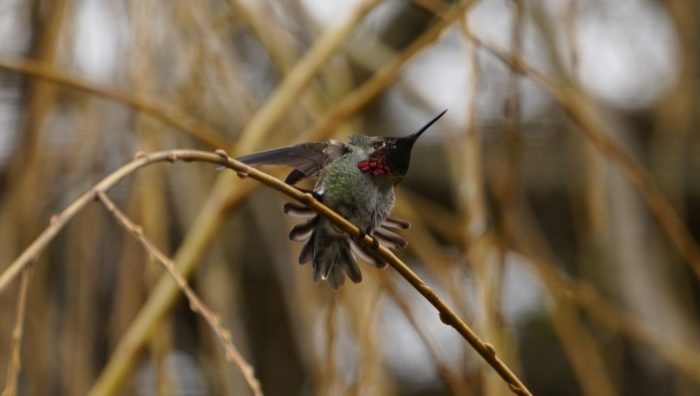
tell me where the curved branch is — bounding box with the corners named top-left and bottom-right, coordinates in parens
top-left (0, 149), bottom-right (532, 396)
top-left (0, 151), bottom-right (190, 292)
top-left (88, 4), bottom-right (483, 395)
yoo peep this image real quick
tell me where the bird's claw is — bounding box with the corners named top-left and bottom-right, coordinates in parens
top-left (355, 228), bottom-right (380, 249)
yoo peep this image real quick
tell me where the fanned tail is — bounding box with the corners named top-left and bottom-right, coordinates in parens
top-left (284, 202), bottom-right (409, 289)
top-left (292, 212), bottom-right (360, 289)
top-left (311, 236), bottom-right (361, 289)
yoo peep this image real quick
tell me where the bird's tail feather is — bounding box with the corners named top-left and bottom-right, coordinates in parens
top-left (285, 202), bottom-right (409, 289)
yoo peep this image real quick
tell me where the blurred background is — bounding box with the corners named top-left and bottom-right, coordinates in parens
top-left (1, 0), bottom-right (699, 395)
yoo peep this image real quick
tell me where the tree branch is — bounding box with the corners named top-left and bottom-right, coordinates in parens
top-left (0, 149), bottom-right (532, 396)
top-left (95, 191), bottom-right (262, 396)
top-left (462, 28), bottom-right (700, 283)
top-left (1, 267), bottom-right (31, 396)
top-left (89, 4), bottom-right (483, 394)
top-left (0, 58), bottom-right (231, 148)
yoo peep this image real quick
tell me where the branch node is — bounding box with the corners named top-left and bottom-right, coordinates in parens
top-left (508, 382), bottom-right (523, 394)
top-left (167, 152), bottom-right (178, 163)
top-left (134, 151), bottom-right (146, 160)
top-left (439, 311), bottom-right (452, 325)
top-left (50, 214), bottom-right (60, 226)
top-left (417, 283), bottom-right (436, 300)
top-left (301, 192), bottom-right (316, 205)
top-left (236, 168), bottom-right (250, 178)
top-left (484, 342), bottom-right (497, 356)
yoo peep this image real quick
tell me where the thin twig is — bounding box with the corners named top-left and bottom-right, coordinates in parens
top-left (95, 191), bottom-right (262, 396)
top-left (89, 4), bottom-right (488, 395)
top-left (379, 275), bottom-right (469, 395)
top-left (463, 30), bottom-right (700, 283)
top-left (1, 267), bottom-right (31, 396)
top-left (555, 2), bottom-right (618, 395)
top-left (519, 251), bottom-right (700, 384)
top-left (307, 0), bottom-right (478, 141)
top-left (459, 11), bottom-right (513, 394)
top-left (0, 58), bottom-right (231, 148)
top-left (0, 151), bottom-right (184, 292)
top-left (210, 151), bottom-right (531, 396)
top-left (413, 172), bottom-right (700, 387)
top-left (0, 149), bottom-right (532, 396)
top-left (225, 0), bottom-right (296, 75)
top-left (234, 0), bottom-right (384, 154)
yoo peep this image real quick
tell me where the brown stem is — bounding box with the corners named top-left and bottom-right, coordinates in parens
top-left (0, 58), bottom-right (231, 148)
top-left (463, 30), bottom-right (700, 284)
top-left (1, 266), bottom-right (31, 396)
top-left (95, 191), bottom-right (262, 396)
top-left (88, 2), bottom-right (455, 391)
top-left (0, 149), bottom-right (532, 396)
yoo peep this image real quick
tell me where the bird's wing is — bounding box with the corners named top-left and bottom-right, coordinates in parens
top-left (236, 141), bottom-right (348, 184)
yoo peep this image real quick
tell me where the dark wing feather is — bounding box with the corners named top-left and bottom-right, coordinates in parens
top-left (285, 169), bottom-right (307, 185)
top-left (236, 141), bottom-right (348, 184)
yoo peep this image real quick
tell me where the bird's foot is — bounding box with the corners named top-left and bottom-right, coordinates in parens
top-left (355, 227), bottom-right (380, 249)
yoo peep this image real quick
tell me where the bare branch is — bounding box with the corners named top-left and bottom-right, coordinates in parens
top-left (95, 191), bottom-right (262, 396)
top-left (89, 4), bottom-right (485, 394)
top-left (1, 266), bottom-right (31, 396)
top-left (0, 148), bottom-right (532, 396)
top-left (462, 30), bottom-right (700, 283)
top-left (0, 58), bottom-right (231, 148)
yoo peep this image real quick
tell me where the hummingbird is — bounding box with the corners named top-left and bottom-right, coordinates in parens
top-left (237, 110), bottom-right (446, 289)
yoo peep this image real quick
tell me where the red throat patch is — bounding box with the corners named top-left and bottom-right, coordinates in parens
top-left (357, 159), bottom-right (392, 176)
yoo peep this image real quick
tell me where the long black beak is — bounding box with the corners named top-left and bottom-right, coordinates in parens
top-left (407, 109), bottom-right (447, 143)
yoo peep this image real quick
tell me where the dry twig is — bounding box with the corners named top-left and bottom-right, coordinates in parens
top-left (463, 30), bottom-right (700, 282)
top-left (308, 0), bottom-right (478, 140)
top-left (0, 149), bottom-right (532, 396)
top-left (380, 275), bottom-right (469, 395)
top-left (235, 0), bottom-right (384, 153)
top-left (519, 251), bottom-right (700, 383)
top-left (1, 267), bottom-right (31, 396)
top-left (95, 191), bottom-right (262, 396)
top-left (0, 58), bottom-right (231, 148)
top-left (89, 4), bottom-right (485, 395)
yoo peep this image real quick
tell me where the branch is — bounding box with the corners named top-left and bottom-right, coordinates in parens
top-left (0, 58), bottom-right (231, 149)
top-left (95, 191), bottom-right (262, 396)
top-left (210, 149), bottom-right (532, 395)
top-left (0, 149), bottom-right (532, 396)
top-left (462, 29), bottom-right (700, 283)
top-left (0, 151), bottom-right (195, 292)
top-left (89, 4), bottom-right (482, 394)
top-left (519, 251), bottom-right (700, 383)
top-left (379, 275), bottom-right (469, 395)
top-left (234, 0), bottom-right (384, 153)
top-left (307, 0), bottom-right (478, 141)
top-left (1, 267), bottom-right (31, 396)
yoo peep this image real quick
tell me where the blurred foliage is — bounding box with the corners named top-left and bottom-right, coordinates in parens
top-left (1, 0), bottom-right (700, 395)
